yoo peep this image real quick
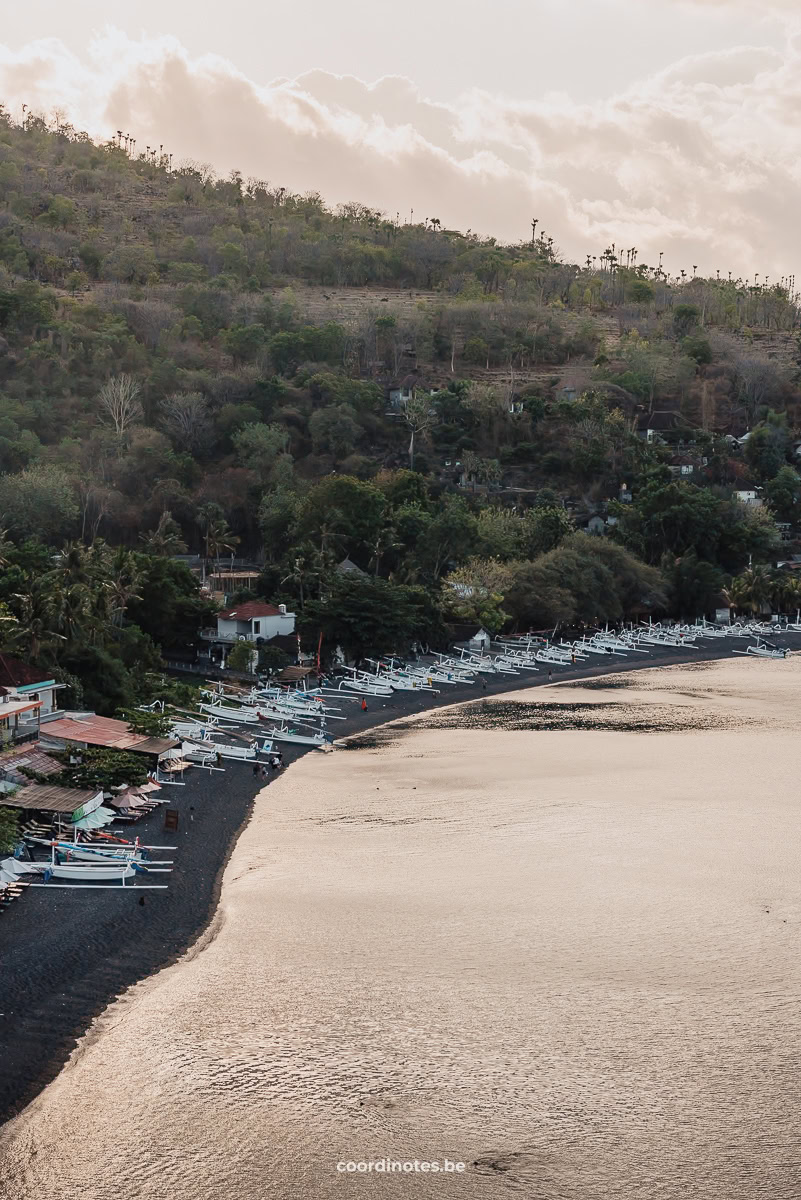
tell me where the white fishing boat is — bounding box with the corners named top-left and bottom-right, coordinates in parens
top-left (408, 664), bottom-right (473, 685)
top-left (266, 722), bottom-right (334, 747)
top-left (576, 637), bottom-right (619, 657)
top-left (199, 700), bottom-right (262, 723)
top-left (734, 639), bottom-right (788, 659)
top-left (19, 860), bottom-right (137, 882)
top-left (490, 656), bottom-right (521, 674)
top-left (25, 838), bottom-right (152, 863)
top-left (456, 650), bottom-right (500, 674)
top-left (219, 739), bottom-right (270, 760)
top-left (556, 641), bottom-right (590, 659)
top-left (337, 669), bottom-right (394, 696)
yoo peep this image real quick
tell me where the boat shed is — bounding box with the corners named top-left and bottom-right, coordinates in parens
top-left (38, 714), bottom-right (178, 757)
top-left (0, 782), bottom-right (102, 815)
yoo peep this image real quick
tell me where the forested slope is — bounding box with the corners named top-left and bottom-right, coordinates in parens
top-left (0, 106), bottom-right (800, 706)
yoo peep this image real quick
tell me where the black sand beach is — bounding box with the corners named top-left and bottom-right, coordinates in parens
top-left (0, 638), bottom-right (795, 1126)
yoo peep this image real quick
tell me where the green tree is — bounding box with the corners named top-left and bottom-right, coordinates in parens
top-left (661, 551), bottom-right (723, 620)
top-left (0, 805), bottom-right (20, 852)
top-left (140, 511), bottom-right (188, 556)
top-left (233, 422), bottom-right (292, 485)
top-left (299, 574), bottom-right (430, 663)
top-left (309, 404), bottom-right (361, 458)
top-left (52, 747), bottom-right (148, 790)
top-left (745, 416), bottom-right (789, 481)
top-left (117, 707), bottom-right (173, 737)
top-left (442, 558), bottom-right (513, 633)
top-left (227, 639), bottom-right (257, 672)
top-left (725, 565), bottom-right (775, 615)
top-left (413, 496), bottom-right (479, 582)
top-left (0, 465), bottom-right (78, 542)
top-left (224, 323), bottom-right (266, 363)
top-left (126, 557), bottom-right (217, 652)
top-left (519, 505), bottom-right (574, 557)
top-left (298, 476), bottom-right (386, 560)
top-left (673, 304), bottom-right (700, 336)
top-left (764, 465), bottom-right (801, 523)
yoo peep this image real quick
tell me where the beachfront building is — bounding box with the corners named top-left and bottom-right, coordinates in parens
top-left (211, 601), bottom-right (295, 643)
top-left (200, 601), bottom-right (297, 671)
top-left (0, 691), bottom-right (43, 748)
top-left (37, 713), bottom-right (178, 759)
top-left (0, 781), bottom-right (109, 831)
top-left (448, 624), bottom-right (493, 654)
top-left (0, 655), bottom-right (63, 716)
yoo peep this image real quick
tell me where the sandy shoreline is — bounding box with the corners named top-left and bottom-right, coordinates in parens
top-left (0, 636), bottom-right (797, 1127)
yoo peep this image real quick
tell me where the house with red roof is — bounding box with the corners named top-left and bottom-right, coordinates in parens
top-left (199, 601), bottom-right (297, 670)
top-left (216, 600), bottom-right (296, 643)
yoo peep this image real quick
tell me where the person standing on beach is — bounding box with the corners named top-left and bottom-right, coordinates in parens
top-left (548, 669), bottom-right (553, 682)
top-left (361, 698), bottom-right (368, 712)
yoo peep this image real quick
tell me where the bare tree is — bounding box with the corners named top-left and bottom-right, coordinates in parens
top-left (401, 390), bottom-right (437, 471)
top-left (733, 355), bottom-right (788, 423)
top-left (98, 375), bottom-right (143, 450)
top-left (161, 391), bottom-right (212, 453)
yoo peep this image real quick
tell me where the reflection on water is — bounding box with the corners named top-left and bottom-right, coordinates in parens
top-left (2, 658), bottom-right (801, 1199)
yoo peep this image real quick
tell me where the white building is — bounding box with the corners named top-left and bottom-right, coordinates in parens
top-left (215, 601), bottom-right (296, 642)
top-left (733, 489), bottom-right (763, 507)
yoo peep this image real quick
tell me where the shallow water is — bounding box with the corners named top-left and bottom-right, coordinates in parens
top-left (2, 658), bottom-right (801, 1199)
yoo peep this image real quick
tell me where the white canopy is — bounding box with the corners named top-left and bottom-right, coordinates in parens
top-left (0, 856), bottom-right (35, 883)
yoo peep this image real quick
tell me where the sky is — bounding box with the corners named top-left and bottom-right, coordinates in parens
top-left (1, 0), bottom-right (799, 279)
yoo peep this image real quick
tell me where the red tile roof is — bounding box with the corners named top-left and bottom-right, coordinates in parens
top-left (218, 601), bottom-right (282, 620)
top-left (0, 655), bottom-right (52, 688)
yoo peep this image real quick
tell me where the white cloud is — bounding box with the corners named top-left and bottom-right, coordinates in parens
top-left (0, 30), bottom-right (799, 279)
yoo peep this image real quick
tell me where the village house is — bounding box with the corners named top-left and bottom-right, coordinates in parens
top-left (733, 488), bottom-right (763, 507)
top-left (385, 372), bottom-right (438, 413)
top-left (210, 600), bottom-right (295, 643)
top-left (635, 411), bottom-right (681, 445)
top-left (199, 600), bottom-right (297, 670)
top-left (667, 453), bottom-right (707, 478)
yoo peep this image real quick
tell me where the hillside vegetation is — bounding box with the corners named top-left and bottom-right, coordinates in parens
top-left (1, 106), bottom-right (801, 703)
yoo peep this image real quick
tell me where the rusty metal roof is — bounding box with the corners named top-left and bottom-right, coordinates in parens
top-left (1, 783), bottom-right (100, 813)
top-left (0, 747), bottom-right (62, 781)
top-left (40, 715), bottom-right (177, 756)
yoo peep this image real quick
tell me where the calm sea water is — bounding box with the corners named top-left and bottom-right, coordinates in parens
top-left (2, 658), bottom-right (801, 1199)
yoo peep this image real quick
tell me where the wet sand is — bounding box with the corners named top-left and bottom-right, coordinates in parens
top-left (2, 653), bottom-right (801, 1198)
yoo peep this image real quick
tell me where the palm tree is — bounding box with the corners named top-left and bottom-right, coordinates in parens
top-left (204, 517), bottom-right (240, 573)
top-left (55, 541), bottom-right (92, 588)
top-left (0, 528), bottom-right (14, 569)
top-left (9, 578), bottom-right (66, 661)
top-left (776, 572), bottom-right (801, 617)
top-left (368, 524), bottom-right (402, 576)
top-left (47, 582), bottom-right (90, 648)
top-left (140, 511), bottom-right (188, 557)
top-left (725, 565), bottom-right (775, 616)
top-left (107, 548), bottom-right (143, 627)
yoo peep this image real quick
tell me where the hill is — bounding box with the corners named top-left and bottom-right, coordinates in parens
top-left (0, 105), bottom-right (800, 709)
